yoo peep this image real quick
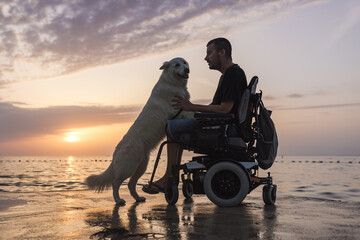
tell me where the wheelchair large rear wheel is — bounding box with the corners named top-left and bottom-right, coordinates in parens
top-left (204, 162), bottom-right (249, 207)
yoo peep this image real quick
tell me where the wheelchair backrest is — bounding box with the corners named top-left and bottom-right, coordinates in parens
top-left (237, 76), bottom-right (258, 142)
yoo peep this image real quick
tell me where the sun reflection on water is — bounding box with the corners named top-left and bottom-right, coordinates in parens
top-left (66, 156), bottom-right (75, 179)
top-left (68, 156), bottom-right (74, 163)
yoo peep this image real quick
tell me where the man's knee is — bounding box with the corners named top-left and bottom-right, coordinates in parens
top-left (166, 125), bottom-right (175, 141)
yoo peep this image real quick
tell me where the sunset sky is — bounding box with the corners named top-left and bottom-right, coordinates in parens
top-left (1, 0), bottom-right (359, 156)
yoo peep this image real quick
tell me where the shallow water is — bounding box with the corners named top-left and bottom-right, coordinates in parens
top-left (0, 155), bottom-right (359, 202)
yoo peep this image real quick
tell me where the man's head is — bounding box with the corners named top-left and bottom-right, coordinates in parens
top-left (205, 38), bottom-right (232, 71)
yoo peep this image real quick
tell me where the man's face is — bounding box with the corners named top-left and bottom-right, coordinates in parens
top-left (205, 43), bottom-right (221, 70)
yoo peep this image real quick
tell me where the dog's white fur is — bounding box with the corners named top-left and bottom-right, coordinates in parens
top-left (85, 57), bottom-right (192, 205)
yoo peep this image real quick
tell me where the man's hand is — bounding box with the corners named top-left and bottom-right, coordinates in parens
top-left (172, 96), bottom-right (193, 111)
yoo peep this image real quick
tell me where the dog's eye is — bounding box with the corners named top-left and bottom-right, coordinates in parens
top-left (175, 63), bottom-right (180, 67)
top-left (184, 61), bottom-right (187, 65)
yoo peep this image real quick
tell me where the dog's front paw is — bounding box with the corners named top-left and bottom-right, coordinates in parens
top-left (136, 196), bottom-right (146, 202)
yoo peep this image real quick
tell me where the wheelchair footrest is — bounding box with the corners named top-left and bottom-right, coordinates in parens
top-left (239, 161), bottom-right (258, 170)
top-left (183, 161), bottom-right (206, 170)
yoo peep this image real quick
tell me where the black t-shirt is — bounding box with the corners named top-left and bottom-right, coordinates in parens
top-left (211, 64), bottom-right (247, 118)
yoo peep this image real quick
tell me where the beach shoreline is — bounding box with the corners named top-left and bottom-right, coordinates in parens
top-left (1, 188), bottom-right (359, 239)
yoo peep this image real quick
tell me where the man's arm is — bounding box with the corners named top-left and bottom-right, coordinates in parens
top-left (172, 96), bottom-right (234, 114)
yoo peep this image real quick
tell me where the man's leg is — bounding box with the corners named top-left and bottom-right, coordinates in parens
top-left (150, 128), bottom-right (183, 190)
top-left (143, 119), bottom-right (197, 194)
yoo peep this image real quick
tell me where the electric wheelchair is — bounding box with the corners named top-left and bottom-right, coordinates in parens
top-left (148, 76), bottom-right (277, 207)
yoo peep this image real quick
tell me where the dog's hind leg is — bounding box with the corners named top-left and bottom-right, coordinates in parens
top-left (128, 154), bottom-right (149, 202)
top-left (113, 177), bottom-right (126, 205)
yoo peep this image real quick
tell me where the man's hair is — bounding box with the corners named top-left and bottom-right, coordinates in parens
top-left (207, 37), bottom-right (232, 60)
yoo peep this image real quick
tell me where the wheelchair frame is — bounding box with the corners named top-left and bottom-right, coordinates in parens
top-left (147, 76), bottom-right (277, 207)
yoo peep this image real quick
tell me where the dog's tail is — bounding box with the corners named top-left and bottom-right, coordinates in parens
top-left (85, 165), bottom-right (113, 192)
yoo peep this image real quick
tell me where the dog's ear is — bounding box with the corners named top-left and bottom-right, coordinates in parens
top-left (160, 61), bottom-right (170, 70)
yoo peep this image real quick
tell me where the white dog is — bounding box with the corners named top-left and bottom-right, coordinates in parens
top-left (85, 57), bottom-right (192, 205)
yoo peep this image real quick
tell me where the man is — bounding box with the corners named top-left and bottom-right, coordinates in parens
top-left (143, 37), bottom-right (247, 194)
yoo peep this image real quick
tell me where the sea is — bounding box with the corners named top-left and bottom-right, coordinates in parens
top-left (1, 155), bottom-right (360, 202)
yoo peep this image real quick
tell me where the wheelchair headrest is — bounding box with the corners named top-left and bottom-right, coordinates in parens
top-left (248, 76), bottom-right (258, 95)
top-left (237, 76), bottom-right (258, 126)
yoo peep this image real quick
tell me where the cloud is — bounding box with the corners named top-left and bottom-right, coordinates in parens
top-left (263, 95), bottom-right (277, 100)
top-left (326, 2), bottom-right (360, 47)
top-left (0, 102), bottom-right (141, 142)
top-left (286, 91), bottom-right (329, 99)
top-left (0, 97), bottom-right (220, 142)
top-left (274, 102), bottom-right (360, 111)
top-left (0, 0), bottom-right (321, 83)
top-left (287, 93), bottom-right (304, 98)
top-left (0, 79), bottom-right (12, 89)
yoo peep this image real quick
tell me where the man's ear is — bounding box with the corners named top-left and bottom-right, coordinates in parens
top-left (219, 49), bottom-right (225, 56)
top-left (160, 61), bottom-right (170, 70)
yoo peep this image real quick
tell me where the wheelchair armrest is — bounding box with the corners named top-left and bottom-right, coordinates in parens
top-left (194, 113), bottom-right (234, 120)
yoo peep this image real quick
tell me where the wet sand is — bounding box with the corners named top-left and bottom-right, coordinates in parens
top-left (0, 188), bottom-right (359, 239)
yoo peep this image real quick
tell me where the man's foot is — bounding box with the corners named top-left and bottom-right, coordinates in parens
top-left (142, 182), bottom-right (165, 194)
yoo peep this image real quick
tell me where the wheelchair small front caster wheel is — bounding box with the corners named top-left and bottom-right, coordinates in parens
top-left (182, 180), bottom-right (194, 198)
top-left (262, 184), bottom-right (277, 205)
top-left (165, 183), bottom-right (179, 205)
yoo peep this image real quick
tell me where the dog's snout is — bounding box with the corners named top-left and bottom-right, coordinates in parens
top-left (185, 68), bottom-right (189, 74)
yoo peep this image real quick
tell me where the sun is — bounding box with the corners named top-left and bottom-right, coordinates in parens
top-left (65, 132), bottom-right (79, 142)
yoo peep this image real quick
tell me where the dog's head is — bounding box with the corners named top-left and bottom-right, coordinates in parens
top-left (160, 57), bottom-right (190, 80)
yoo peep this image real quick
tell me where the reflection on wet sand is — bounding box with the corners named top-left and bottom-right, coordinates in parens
top-left (260, 205), bottom-right (277, 239)
top-left (1, 190), bottom-right (359, 239)
top-left (88, 203), bottom-right (165, 239)
top-left (87, 198), bottom-right (278, 240)
top-left (186, 203), bottom-right (262, 239)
